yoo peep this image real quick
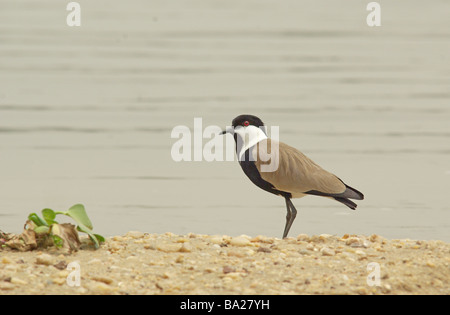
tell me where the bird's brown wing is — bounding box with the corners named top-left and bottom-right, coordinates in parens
top-left (253, 139), bottom-right (346, 195)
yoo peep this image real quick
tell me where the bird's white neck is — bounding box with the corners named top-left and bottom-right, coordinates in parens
top-left (234, 125), bottom-right (268, 161)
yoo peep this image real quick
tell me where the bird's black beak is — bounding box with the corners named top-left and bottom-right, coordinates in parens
top-left (219, 126), bottom-right (234, 135)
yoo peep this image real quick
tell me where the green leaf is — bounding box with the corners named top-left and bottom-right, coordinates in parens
top-left (28, 213), bottom-right (48, 227)
top-left (66, 204), bottom-right (93, 230)
top-left (76, 224), bottom-right (100, 249)
top-left (94, 234), bottom-right (105, 243)
top-left (52, 235), bottom-right (64, 249)
top-left (42, 209), bottom-right (57, 225)
top-left (34, 225), bottom-right (50, 234)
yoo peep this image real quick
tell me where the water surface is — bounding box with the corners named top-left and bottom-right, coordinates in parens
top-left (1, 0), bottom-right (449, 241)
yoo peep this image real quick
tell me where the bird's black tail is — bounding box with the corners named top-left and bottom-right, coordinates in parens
top-left (342, 184), bottom-right (364, 200)
top-left (334, 184), bottom-right (363, 210)
top-left (334, 197), bottom-right (357, 210)
top-left (305, 182), bottom-right (364, 210)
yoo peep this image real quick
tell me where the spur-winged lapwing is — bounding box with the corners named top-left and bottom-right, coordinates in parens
top-left (220, 114), bottom-right (364, 238)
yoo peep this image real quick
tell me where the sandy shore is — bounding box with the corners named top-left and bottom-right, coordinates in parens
top-left (0, 232), bottom-right (448, 295)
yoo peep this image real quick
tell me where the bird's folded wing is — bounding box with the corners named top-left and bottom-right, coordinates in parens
top-left (254, 139), bottom-right (346, 195)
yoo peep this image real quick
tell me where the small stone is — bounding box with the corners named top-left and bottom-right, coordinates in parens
top-left (126, 231), bottom-right (145, 239)
top-left (10, 277), bottom-right (27, 285)
top-left (88, 258), bottom-right (102, 265)
top-left (51, 275), bottom-right (67, 286)
top-left (319, 234), bottom-right (333, 242)
top-left (230, 236), bottom-right (251, 247)
top-left (55, 270), bottom-right (70, 279)
top-left (346, 237), bottom-right (367, 248)
top-left (144, 244), bottom-right (156, 250)
top-left (53, 261), bottom-right (67, 270)
top-left (227, 249), bottom-right (245, 257)
top-left (356, 286), bottom-right (368, 295)
top-left (4, 264), bottom-right (18, 272)
top-left (426, 261), bottom-right (435, 268)
top-left (156, 244), bottom-right (181, 252)
top-left (90, 282), bottom-right (115, 294)
top-left (0, 282), bottom-right (15, 291)
top-left (178, 243), bottom-right (192, 253)
top-left (210, 236), bottom-right (224, 244)
top-left (321, 247), bottom-right (336, 256)
top-left (126, 255), bottom-right (138, 261)
top-left (222, 276), bottom-right (234, 283)
top-left (223, 266), bottom-right (236, 274)
top-left (355, 250), bottom-right (367, 259)
top-left (299, 249), bottom-right (309, 255)
top-left (35, 254), bottom-right (55, 266)
top-left (245, 249), bottom-right (255, 256)
top-left (310, 235), bottom-right (323, 243)
top-left (257, 247), bottom-right (272, 253)
top-left (306, 244), bottom-right (315, 251)
top-left (108, 242), bottom-right (123, 253)
top-left (345, 237), bottom-right (360, 245)
top-left (341, 234), bottom-right (350, 240)
top-left (112, 236), bottom-right (125, 242)
top-left (91, 276), bottom-right (114, 285)
top-left (155, 282), bottom-right (164, 291)
top-left (251, 235), bottom-right (275, 244)
top-left (224, 272), bottom-right (242, 280)
top-left (175, 255), bottom-right (184, 263)
top-left (296, 234), bottom-right (310, 242)
top-left (1, 257), bottom-right (13, 264)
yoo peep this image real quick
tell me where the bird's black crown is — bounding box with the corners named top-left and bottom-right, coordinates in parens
top-left (232, 115), bottom-right (265, 128)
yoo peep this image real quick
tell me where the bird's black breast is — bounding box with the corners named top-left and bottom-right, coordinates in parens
top-left (238, 148), bottom-right (291, 198)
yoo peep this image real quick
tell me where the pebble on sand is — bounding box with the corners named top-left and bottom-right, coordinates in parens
top-left (0, 232), bottom-right (448, 295)
top-left (35, 254), bottom-right (55, 266)
top-left (229, 236), bottom-right (252, 247)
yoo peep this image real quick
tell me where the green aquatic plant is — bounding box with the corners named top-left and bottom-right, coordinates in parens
top-left (27, 204), bottom-right (104, 250)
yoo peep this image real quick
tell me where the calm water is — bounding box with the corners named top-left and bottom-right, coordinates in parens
top-left (1, 0), bottom-right (449, 241)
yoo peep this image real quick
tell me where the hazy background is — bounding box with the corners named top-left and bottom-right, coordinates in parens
top-left (1, 0), bottom-right (449, 241)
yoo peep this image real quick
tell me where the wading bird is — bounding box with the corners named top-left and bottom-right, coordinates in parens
top-left (220, 114), bottom-right (364, 238)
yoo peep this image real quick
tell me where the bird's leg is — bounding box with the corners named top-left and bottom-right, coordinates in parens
top-left (282, 197), bottom-right (291, 239)
top-left (282, 197), bottom-right (297, 239)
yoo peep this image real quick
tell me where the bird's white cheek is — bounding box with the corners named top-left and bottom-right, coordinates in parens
top-left (234, 126), bottom-right (263, 140)
top-left (234, 127), bottom-right (252, 148)
top-left (234, 126), bottom-right (268, 160)
top-left (233, 126), bottom-right (244, 135)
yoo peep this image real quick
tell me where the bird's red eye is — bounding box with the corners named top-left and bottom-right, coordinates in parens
top-left (243, 121), bottom-right (250, 127)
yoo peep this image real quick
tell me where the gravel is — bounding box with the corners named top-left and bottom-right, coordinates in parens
top-left (1, 232), bottom-right (449, 295)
